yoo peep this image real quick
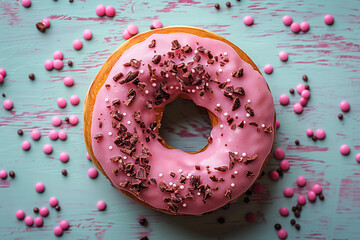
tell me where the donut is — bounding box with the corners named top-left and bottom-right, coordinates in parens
top-left (84, 26), bottom-right (276, 215)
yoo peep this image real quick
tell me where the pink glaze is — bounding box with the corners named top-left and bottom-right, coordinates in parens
top-left (105, 5), bottom-right (115, 17)
top-left (264, 64), bottom-right (273, 74)
top-left (301, 89), bottom-right (310, 99)
top-left (35, 182), bottom-right (45, 193)
top-left (252, 183), bottom-right (263, 194)
top-left (297, 176), bottom-right (306, 187)
top-left (283, 188), bottom-right (294, 198)
top-left (73, 39), bottom-right (83, 50)
top-left (53, 59), bottom-right (63, 70)
top-left (274, 148), bottom-right (285, 160)
top-left (307, 191), bottom-right (316, 202)
top-left (69, 95), bottom-right (80, 105)
top-left (315, 129), bottom-right (326, 140)
top-left (44, 60), bottom-right (54, 71)
top-left (3, 99), bottom-right (13, 110)
top-left (356, 153), bottom-right (360, 163)
top-left (52, 116), bottom-right (62, 127)
top-left (340, 144), bottom-right (350, 155)
top-left (53, 50), bottom-right (63, 60)
top-left (123, 30), bottom-right (132, 40)
top-left (97, 200), bottom-right (106, 211)
top-left (24, 216), bottom-right (33, 226)
top-left (279, 94), bottom-right (289, 105)
top-left (48, 130), bottom-right (59, 140)
top-left (21, 0), bottom-right (31, 8)
top-left (39, 207), bottom-right (49, 217)
top-left (269, 170), bottom-right (279, 181)
top-left (296, 84), bottom-right (305, 94)
top-left (297, 195), bottom-right (307, 205)
top-left (279, 207), bottom-right (289, 217)
top-left (21, 140), bottom-right (31, 150)
top-left (277, 229), bottom-right (287, 239)
top-left (43, 144), bottom-right (53, 154)
top-left (57, 97), bottom-right (67, 108)
top-left (69, 115), bottom-right (79, 125)
top-left (42, 18), bottom-right (50, 28)
top-left (59, 220), bottom-right (69, 230)
top-left (290, 22), bottom-right (300, 33)
top-left (152, 20), bottom-right (163, 29)
top-left (300, 21), bottom-right (310, 32)
top-left (53, 226), bottom-right (63, 236)
top-left (0, 169), bottom-right (7, 179)
top-left (280, 160), bottom-right (290, 171)
top-left (88, 168), bottom-right (98, 178)
top-left (0, 68), bottom-right (6, 77)
top-left (243, 16), bottom-right (254, 26)
top-left (245, 212), bottom-right (255, 223)
top-left (31, 130), bottom-right (41, 140)
top-left (324, 14), bottom-right (334, 25)
top-left (58, 131), bottom-right (67, 140)
top-left (59, 152), bottom-right (69, 163)
top-left (340, 100), bottom-right (350, 112)
top-left (16, 210), bottom-right (25, 220)
top-left (299, 97), bottom-right (307, 106)
top-left (90, 32), bottom-right (275, 215)
top-left (282, 15), bottom-right (293, 26)
top-left (278, 51), bottom-right (288, 61)
top-left (293, 103), bottom-right (303, 114)
top-left (127, 24), bottom-right (138, 35)
top-left (95, 4), bottom-right (106, 17)
top-left (306, 128), bottom-right (314, 136)
top-left (83, 29), bottom-right (93, 40)
top-left (312, 184), bottom-right (322, 194)
top-left (63, 76), bottom-right (74, 87)
top-left (49, 197), bottom-right (58, 207)
top-left (276, 120), bottom-right (280, 128)
top-left (86, 152), bottom-right (91, 160)
top-left (34, 217), bottom-right (43, 227)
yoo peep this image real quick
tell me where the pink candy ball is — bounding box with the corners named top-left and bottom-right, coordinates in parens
top-left (69, 95), bottom-right (80, 105)
top-left (44, 60), bottom-right (54, 71)
top-left (0, 169), bottom-right (7, 179)
top-left (290, 22), bottom-right (300, 33)
top-left (243, 16), bottom-right (254, 26)
top-left (306, 128), bottom-right (314, 136)
top-left (123, 30), bottom-right (132, 40)
top-left (21, 0), bottom-right (31, 8)
top-left (97, 200), bottom-right (107, 211)
top-left (312, 184), bottom-right (322, 194)
top-left (31, 130), bottom-right (41, 141)
top-left (274, 148), bottom-right (285, 160)
top-left (297, 195), bottom-right (307, 205)
top-left (296, 84), bottom-right (305, 94)
top-left (86, 152), bottom-right (91, 160)
top-left (277, 229), bottom-right (288, 239)
top-left (88, 168), bottom-right (98, 179)
top-left (53, 59), bottom-right (63, 70)
top-left (49, 197), bottom-right (58, 207)
top-left (127, 24), bottom-right (138, 35)
top-left (269, 170), bottom-right (279, 181)
top-left (59, 220), bottom-right (70, 230)
top-left (324, 14), bottom-right (334, 25)
top-left (53, 50), bottom-right (63, 60)
top-left (69, 115), bottom-right (79, 126)
top-left (83, 29), bottom-right (93, 40)
top-left (73, 39), bottom-right (83, 50)
top-left (3, 99), bottom-right (14, 110)
top-left (300, 21), bottom-right (310, 32)
top-left (252, 183), bottom-right (263, 194)
top-left (57, 97), bottom-right (67, 108)
top-left (21, 140), bottom-right (31, 150)
top-left (105, 5), bottom-right (115, 17)
top-left (24, 216), bottom-right (34, 226)
top-left (276, 120), bottom-right (280, 128)
top-left (356, 153), bottom-right (360, 163)
top-left (58, 131), bottom-right (67, 140)
top-left (53, 226), bottom-right (63, 236)
top-left (43, 144), bottom-right (53, 154)
top-left (264, 64), bottom-right (273, 74)
top-left (315, 129), bottom-right (326, 140)
top-left (0, 68), bottom-right (6, 77)
top-left (245, 212), bottom-right (255, 223)
top-left (279, 207), bottom-right (289, 217)
top-left (16, 209), bottom-right (25, 220)
top-left (51, 116), bottom-right (62, 127)
top-left (283, 188), bottom-right (294, 198)
top-left (280, 160), bottom-right (290, 171)
top-left (39, 207), bottom-right (49, 217)
top-left (152, 20), bottom-right (163, 29)
top-left (340, 144), bottom-right (350, 155)
top-left (279, 94), bottom-right (289, 106)
top-left (293, 103), bottom-right (303, 114)
top-left (340, 100), bottom-right (350, 112)
top-left (35, 182), bottom-right (45, 193)
top-left (278, 51), bottom-right (288, 61)
top-left (307, 191), bottom-right (316, 201)
top-left (300, 97), bottom-right (308, 107)
top-left (63, 76), bottom-right (74, 87)
top-left (59, 152), bottom-right (69, 163)
top-left (42, 18), bottom-right (50, 28)
top-left (0, 74), bottom-right (3, 84)
top-left (34, 217), bottom-right (43, 227)
top-left (301, 90), bottom-right (310, 99)
top-left (297, 176), bottom-right (306, 187)
top-left (282, 15), bottom-right (293, 26)
top-left (95, 4), bottom-right (106, 17)
top-left (48, 130), bottom-right (59, 140)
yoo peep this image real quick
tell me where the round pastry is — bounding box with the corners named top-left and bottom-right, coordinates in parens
top-left (84, 26), bottom-right (275, 215)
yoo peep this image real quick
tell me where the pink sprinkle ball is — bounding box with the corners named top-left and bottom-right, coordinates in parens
top-left (3, 99), bottom-right (14, 110)
top-left (73, 39), bottom-right (83, 50)
top-left (264, 64), bottom-right (273, 74)
top-left (105, 5), bottom-right (116, 17)
top-left (127, 24), bottom-right (138, 35)
top-left (315, 129), bottom-right (326, 140)
top-left (283, 188), bottom-right (294, 198)
top-left (58, 131), bottom-right (67, 140)
top-left (297, 176), bottom-right (306, 187)
top-left (245, 212), bottom-right (255, 223)
top-left (279, 94), bottom-right (289, 106)
top-left (97, 200), bottom-right (107, 211)
top-left (49, 197), bottom-right (58, 207)
top-left (53, 226), bottom-right (63, 236)
top-left (290, 22), bottom-right (300, 33)
top-left (279, 207), bottom-right (289, 217)
top-left (24, 216), bottom-right (34, 226)
top-left (34, 217), bottom-right (43, 227)
top-left (252, 183), bottom-right (263, 194)
top-left (69, 115), bottom-right (79, 126)
top-left (296, 84), bottom-right (305, 94)
top-left (86, 152), bottom-right (91, 160)
top-left (300, 21), bottom-right (310, 32)
top-left (21, 0), bottom-right (31, 8)
top-left (39, 207), bottom-right (49, 217)
top-left (43, 144), bottom-right (53, 154)
top-left (276, 120), bottom-right (280, 128)
top-left (48, 130), bottom-right (58, 140)
top-left (57, 97), bottom-right (67, 108)
top-left (21, 140), bottom-right (31, 151)
top-left (59, 152), bottom-right (69, 163)
top-left (59, 220), bottom-right (70, 230)
top-left (277, 229), bottom-right (288, 239)
top-left (278, 51), bottom-right (288, 61)
top-left (123, 30), bottom-right (132, 40)
top-left (69, 95), bottom-right (80, 105)
top-left (42, 18), bottom-right (50, 28)
top-left (53, 50), bottom-right (63, 60)
top-left (340, 144), bottom-right (350, 155)
top-left (52, 116), bottom-right (62, 127)
top-left (0, 68), bottom-right (6, 77)
top-left (44, 60), bottom-right (54, 71)
top-left (63, 76), bottom-right (74, 87)
top-left (53, 59), bottom-right (63, 70)
top-left (293, 103), bottom-right (303, 114)
top-left (35, 182), bottom-right (45, 193)
top-left (83, 29), bottom-right (93, 40)
top-left (280, 160), bottom-right (290, 171)
top-left (152, 20), bottom-right (163, 29)
top-left (307, 191), bottom-right (316, 202)
top-left (95, 4), bottom-right (106, 17)
top-left (282, 15), bottom-right (293, 26)
top-left (340, 100), bottom-right (350, 112)
top-left (270, 170), bottom-right (279, 181)
top-left (312, 184), bottom-right (322, 194)
top-left (301, 89), bottom-right (310, 99)
top-left (0, 169), bottom-right (7, 179)
top-left (16, 210), bottom-right (25, 220)
top-left (243, 16), bottom-right (254, 26)
top-left (274, 148), bottom-right (285, 160)
top-left (356, 153), bottom-right (360, 163)
top-left (324, 14), bottom-right (334, 25)
top-left (0, 74), bottom-right (3, 84)
top-left (88, 168), bottom-right (98, 179)
top-left (299, 97), bottom-right (308, 107)
top-left (306, 128), bottom-right (314, 136)
top-left (297, 195), bottom-right (307, 205)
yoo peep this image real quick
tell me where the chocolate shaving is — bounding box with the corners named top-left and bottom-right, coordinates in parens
top-left (168, 202), bottom-right (178, 213)
top-left (225, 189), bottom-right (232, 199)
top-left (148, 39), bottom-right (156, 48)
top-left (246, 171), bottom-right (254, 177)
top-left (119, 180), bottom-right (129, 188)
top-left (238, 121), bottom-right (245, 128)
top-left (152, 55), bottom-right (161, 64)
top-left (145, 100), bottom-right (153, 110)
top-left (171, 40), bottom-right (181, 50)
top-left (179, 175), bottom-right (186, 183)
top-left (232, 98), bottom-right (240, 111)
top-left (195, 165), bottom-right (201, 170)
top-left (112, 99), bottom-right (121, 107)
top-left (94, 134), bottom-right (103, 142)
top-left (245, 104), bottom-right (255, 117)
top-left (150, 178), bottom-right (157, 185)
top-left (170, 172), bottom-right (176, 178)
top-left (194, 64), bottom-right (205, 74)
top-left (36, 22), bottom-right (46, 32)
top-left (214, 166), bottom-right (228, 172)
top-left (113, 72), bottom-right (124, 82)
top-left (181, 44), bottom-right (192, 53)
top-left (133, 111), bottom-right (141, 123)
top-left (210, 175), bottom-right (218, 181)
top-left (190, 175), bottom-right (201, 189)
top-left (228, 152), bottom-right (237, 170)
top-left (167, 51), bottom-right (175, 58)
top-left (264, 125), bottom-right (273, 133)
top-left (136, 167), bottom-right (147, 180)
top-left (197, 46), bottom-right (206, 52)
top-left (110, 110), bottom-right (123, 121)
top-left (232, 68), bottom-right (244, 78)
top-left (205, 50), bottom-right (213, 59)
top-left (124, 88), bottom-right (136, 106)
top-left (244, 154), bottom-right (258, 165)
top-left (120, 71), bottom-right (139, 84)
top-left (207, 59), bottom-right (215, 64)
top-left (224, 85), bottom-right (234, 99)
top-left (193, 54), bottom-right (201, 62)
top-left (218, 82), bottom-right (228, 89)
top-left (130, 59), bottom-right (141, 69)
top-left (233, 87), bottom-right (245, 96)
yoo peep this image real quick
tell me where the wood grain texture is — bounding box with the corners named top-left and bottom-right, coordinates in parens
top-left (0, 0), bottom-right (359, 239)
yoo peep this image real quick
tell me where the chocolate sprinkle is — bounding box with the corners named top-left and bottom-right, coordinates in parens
top-left (152, 55), bottom-right (161, 64)
top-left (338, 113), bottom-right (343, 120)
top-left (148, 39), bottom-right (156, 48)
top-left (33, 207), bottom-right (39, 213)
top-left (130, 59), bottom-right (141, 69)
top-left (214, 3), bottom-right (220, 9)
top-left (232, 97), bottom-right (241, 111)
top-left (113, 72), bottom-right (124, 82)
top-left (17, 129), bottom-right (24, 136)
top-left (61, 169), bottom-right (67, 176)
top-left (120, 71), bottom-right (139, 84)
top-left (9, 171), bottom-right (15, 178)
top-left (295, 224), bottom-right (301, 230)
top-left (214, 166), bottom-right (228, 172)
top-left (245, 104), bottom-right (255, 117)
top-left (232, 68), bottom-right (244, 78)
top-left (139, 218), bottom-right (148, 226)
top-left (302, 74), bottom-right (308, 82)
top-left (224, 189), bottom-right (232, 199)
top-left (171, 40), bottom-right (181, 50)
top-left (67, 60), bottom-right (73, 67)
top-left (36, 22), bottom-right (46, 32)
top-left (193, 54), bottom-right (201, 62)
top-left (275, 224), bottom-right (282, 230)
top-left (28, 73), bottom-right (35, 80)
top-left (181, 44), bottom-right (192, 54)
top-left (244, 154), bottom-right (258, 165)
top-left (291, 219), bottom-right (296, 225)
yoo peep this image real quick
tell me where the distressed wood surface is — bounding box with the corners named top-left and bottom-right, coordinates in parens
top-left (0, 0), bottom-right (359, 239)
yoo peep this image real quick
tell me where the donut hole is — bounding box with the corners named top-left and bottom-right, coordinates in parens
top-left (158, 98), bottom-right (212, 153)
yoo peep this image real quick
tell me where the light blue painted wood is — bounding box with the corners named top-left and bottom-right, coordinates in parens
top-left (0, 0), bottom-right (359, 239)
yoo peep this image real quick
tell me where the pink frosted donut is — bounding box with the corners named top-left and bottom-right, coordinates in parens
top-left (69, 95), bottom-right (80, 105)
top-left (16, 209), bottom-right (25, 220)
top-left (63, 76), bottom-right (74, 87)
top-left (73, 39), bottom-right (83, 50)
top-left (3, 99), bottom-right (14, 110)
top-left (44, 60), bottom-right (54, 71)
top-left (95, 4), bottom-right (106, 17)
top-left (48, 130), bottom-right (59, 140)
top-left (243, 16), bottom-right (254, 26)
top-left (290, 22), bottom-right (300, 33)
top-left (42, 18), bottom-right (50, 28)
top-left (97, 200), bottom-right (107, 211)
top-left (324, 14), bottom-right (334, 25)
top-left (84, 27), bottom-right (276, 215)
top-left (278, 51), bottom-right (288, 62)
top-left (21, 140), bottom-right (31, 150)
top-left (105, 5), bottom-right (116, 17)
top-left (58, 131), bottom-right (67, 140)
top-left (53, 50), bottom-right (63, 60)
top-left (53, 59), bottom-right (63, 70)
top-left (282, 15), bottom-right (292, 26)
top-left (83, 29), bottom-right (93, 40)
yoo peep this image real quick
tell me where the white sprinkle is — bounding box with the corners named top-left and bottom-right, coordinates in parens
top-left (105, 98), bottom-right (109, 102)
top-left (172, 184), bottom-right (176, 187)
top-left (108, 132), bottom-right (112, 136)
top-left (179, 169), bottom-right (183, 173)
top-left (127, 173), bottom-right (130, 177)
top-left (152, 83), bottom-right (157, 87)
top-left (180, 185), bottom-right (185, 189)
top-left (123, 156), bottom-right (127, 160)
top-left (226, 78), bottom-right (230, 82)
top-left (166, 74), bottom-right (169, 78)
top-left (218, 68), bottom-right (223, 73)
top-left (234, 171), bottom-right (238, 175)
top-left (197, 192), bottom-right (201, 196)
top-left (231, 183), bottom-right (235, 187)
top-left (140, 69), bottom-right (144, 74)
top-left (196, 86), bottom-right (199, 90)
top-left (261, 124), bottom-right (265, 128)
top-left (194, 50), bottom-right (199, 54)
top-left (145, 90), bottom-right (149, 94)
top-left (234, 152), bottom-right (238, 155)
top-left (216, 103), bottom-right (221, 107)
top-left (182, 203), bottom-right (187, 207)
top-left (224, 52), bottom-right (228, 56)
top-left (159, 173), bottom-right (163, 177)
top-left (220, 124), bottom-right (224, 128)
top-left (242, 152), bottom-right (247, 157)
top-left (169, 182), bottom-right (173, 186)
top-left (243, 121), bottom-right (246, 124)
top-left (123, 112), bottom-right (127, 116)
top-left (187, 89), bottom-right (191, 93)
top-left (224, 112), bottom-right (228, 116)
top-left (247, 99), bottom-right (251, 103)
top-left (127, 120), bottom-right (131, 125)
top-left (246, 113), bottom-right (250, 118)
top-left (175, 86), bottom-right (179, 90)
top-left (187, 173), bottom-right (192, 177)
top-left (109, 146), bottom-right (113, 150)
top-left (192, 69), bottom-right (196, 73)
top-left (170, 86), bottom-right (174, 89)
top-left (192, 89), bottom-right (196, 93)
